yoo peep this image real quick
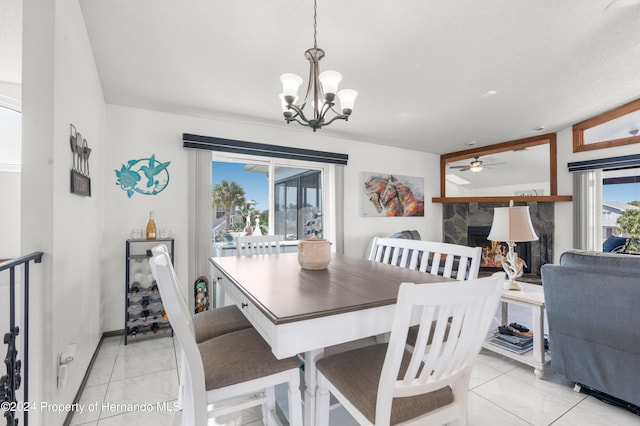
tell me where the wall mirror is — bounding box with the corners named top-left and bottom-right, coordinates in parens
top-left (435, 133), bottom-right (570, 202)
top-left (573, 98), bottom-right (640, 153)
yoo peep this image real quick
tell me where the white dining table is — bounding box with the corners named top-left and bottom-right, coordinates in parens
top-left (209, 252), bottom-right (453, 425)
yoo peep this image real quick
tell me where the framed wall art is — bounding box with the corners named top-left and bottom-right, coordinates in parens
top-left (362, 172), bottom-right (424, 217)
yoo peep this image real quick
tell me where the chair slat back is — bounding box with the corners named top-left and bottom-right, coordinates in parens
top-left (235, 235), bottom-right (282, 256)
top-left (376, 276), bottom-right (502, 423)
top-left (368, 237), bottom-right (482, 280)
top-left (149, 246), bottom-right (207, 418)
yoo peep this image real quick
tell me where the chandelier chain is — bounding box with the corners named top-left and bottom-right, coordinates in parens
top-left (313, 0), bottom-right (318, 49)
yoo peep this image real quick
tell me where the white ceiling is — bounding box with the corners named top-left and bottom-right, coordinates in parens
top-left (3, 0), bottom-right (640, 155)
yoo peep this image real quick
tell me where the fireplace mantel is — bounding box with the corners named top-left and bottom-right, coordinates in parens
top-left (433, 195), bottom-right (572, 203)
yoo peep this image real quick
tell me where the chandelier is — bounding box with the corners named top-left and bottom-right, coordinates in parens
top-left (279, 0), bottom-right (357, 131)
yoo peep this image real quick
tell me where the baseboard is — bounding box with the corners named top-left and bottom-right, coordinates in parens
top-left (62, 331), bottom-right (123, 426)
top-left (103, 329), bottom-right (125, 338)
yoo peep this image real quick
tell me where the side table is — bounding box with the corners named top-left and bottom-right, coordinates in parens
top-left (482, 281), bottom-right (550, 378)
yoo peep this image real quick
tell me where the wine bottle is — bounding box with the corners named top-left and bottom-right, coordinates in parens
top-left (130, 282), bottom-right (141, 296)
top-left (146, 211), bottom-right (156, 240)
top-left (151, 322), bottom-right (160, 334)
top-left (130, 326), bottom-right (139, 337)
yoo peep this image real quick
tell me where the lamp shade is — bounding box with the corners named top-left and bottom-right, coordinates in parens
top-left (280, 73), bottom-right (303, 98)
top-left (337, 89), bottom-right (358, 112)
top-left (487, 205), bottom-right (539, 242)
top-left (319, 70), bottom-right (342, 96)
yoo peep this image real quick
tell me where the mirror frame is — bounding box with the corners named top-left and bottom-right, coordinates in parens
top-left (435, 133), bottom-right (571, 203)
top-left (573, 98), bottom-right (640, 153)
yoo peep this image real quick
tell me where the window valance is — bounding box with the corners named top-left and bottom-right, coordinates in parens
top-left (183, 133), bottom-right (348, 165)
top-left (567, 153), bottom-right (640, 172)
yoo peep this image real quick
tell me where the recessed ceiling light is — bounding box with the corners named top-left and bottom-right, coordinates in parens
top-left (466, 140), bottom-right (477, 146)
top-left (532, 125), bottom-right (545, 131)
top-left (481, 90), bottom-right (498, 98)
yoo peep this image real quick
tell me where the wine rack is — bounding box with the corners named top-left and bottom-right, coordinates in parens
top-left (125, 238), bottom-right (174, 344)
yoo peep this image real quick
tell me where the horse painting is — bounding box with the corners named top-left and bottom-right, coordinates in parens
top-left (363, 174), bottom-right (424, 217)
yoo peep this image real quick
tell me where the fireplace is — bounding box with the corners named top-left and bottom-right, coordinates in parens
top-left (443, 202), bottom-right (553, 277)
top-left (467, 226), bottom-right (532, 273)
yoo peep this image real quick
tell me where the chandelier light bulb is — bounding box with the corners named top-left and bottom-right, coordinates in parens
top-left (337, 89), bottom-right (357, 115)
top-left (319, 70), bottom-right (342, 100)
top-left (280, 74), bottom-right (304, 102)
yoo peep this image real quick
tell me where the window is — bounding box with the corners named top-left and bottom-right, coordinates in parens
top-left (212, 153), bottom-right (331, 248)
top-left (274, 168), bottom-right (322, 240)
top-left (573, 98), bottom-right (640, 153)
top-left (186, 134), bottom-right (343, 278)
top-left (0, 106), bottom-right (21, 257)
top-left (602, 168), bottom-right (640, 250)
top-left (570, 154), bottom-right (640, 252)
top-left (212, 160), bottom-right (269, 240)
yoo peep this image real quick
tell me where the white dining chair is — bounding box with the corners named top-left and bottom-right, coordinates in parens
top-left (368, 238), bottom-right (484, 347)
top-left (315, 276), bottom-right (503, 426)
top-left (235, 234), bottom-right (282, 256)
top-left (149, 248), bottom-right (303, 426)
top-left (368, 237), bottom-right (482, 281)
top-left (150, 245), bottom-right (251, 343)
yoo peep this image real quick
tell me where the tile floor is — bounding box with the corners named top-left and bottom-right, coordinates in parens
top-left (70, 331), bottom-right (640, 426)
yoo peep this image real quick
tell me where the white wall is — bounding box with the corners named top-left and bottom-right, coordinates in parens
top-left (102, 104), bottom-right (441, 331)
top-left (0, 106), bottom-right (22, 258)
top-left (554, 126), bottom-right (640, 261)
top-left (343, 144), bottom-right (442, 258)
top-left (22, 0), bottom-right (105, 423)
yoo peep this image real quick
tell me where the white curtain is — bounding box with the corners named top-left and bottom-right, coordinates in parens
top-left (188, 150), bottom-right (213, 308)
top-left (572, 169), bottom-right (602, 250)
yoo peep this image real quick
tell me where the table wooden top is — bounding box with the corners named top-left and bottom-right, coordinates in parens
top-left (211, 252), bottom-right (454, 324)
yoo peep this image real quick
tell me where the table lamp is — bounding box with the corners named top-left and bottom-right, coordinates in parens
top-left (487, 200), bottom-right (538, 290)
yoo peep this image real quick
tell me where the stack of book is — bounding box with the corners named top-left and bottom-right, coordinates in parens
top-left (489, 331), bottom-right (533, 354)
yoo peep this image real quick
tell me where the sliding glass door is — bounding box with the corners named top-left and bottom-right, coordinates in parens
top-left (212, 154), bottom-right (329, 251)
top-left (274, 167), bottom-right (322, 240)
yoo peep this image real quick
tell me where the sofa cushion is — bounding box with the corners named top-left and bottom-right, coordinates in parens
top-left (559, 249), bottom-right (640, 276)
top-left (602, 236), bottom-right (629, 253)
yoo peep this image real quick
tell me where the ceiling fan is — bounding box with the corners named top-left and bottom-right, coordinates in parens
top-left (449, 156), bottom-right (504, 173)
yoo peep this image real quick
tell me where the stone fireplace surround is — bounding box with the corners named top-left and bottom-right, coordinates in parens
top-left (442, 202), bottom-right (554, 279)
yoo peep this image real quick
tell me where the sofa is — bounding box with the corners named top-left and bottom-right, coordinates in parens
top-left (541, 250), bottom-right (640, 408)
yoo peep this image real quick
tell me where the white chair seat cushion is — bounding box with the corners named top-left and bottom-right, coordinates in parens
top-left (193, 305), bottom-right (252, 343)
top-left (316, 343), bottom-right (453, 425)
top-left (198, 328), bottom-right (300, 390)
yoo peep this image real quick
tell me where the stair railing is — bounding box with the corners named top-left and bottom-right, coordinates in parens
top-left (1, 252), bottom-right (43, 426)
